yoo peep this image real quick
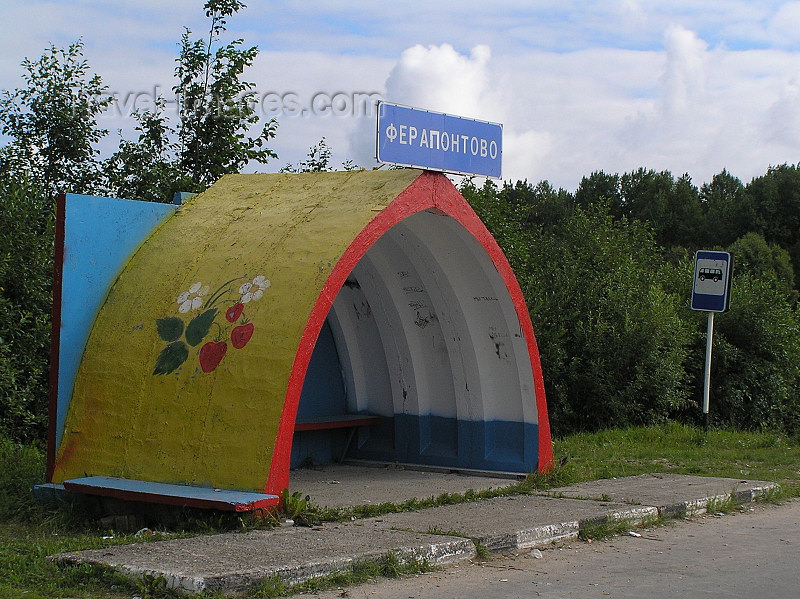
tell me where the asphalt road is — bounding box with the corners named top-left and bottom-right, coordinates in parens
top-left (309, 499), bottom-right (799, 599)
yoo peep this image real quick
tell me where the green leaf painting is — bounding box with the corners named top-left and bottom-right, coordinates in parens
top-left (153, 341), bottom-right (189, 375)
top-left (156, 317), bottom-right (184, 342)
top-left (185, 308), bottom-right (218, 346)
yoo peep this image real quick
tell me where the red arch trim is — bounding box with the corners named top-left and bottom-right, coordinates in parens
top-left (265, 172), bottom-right (553, 495)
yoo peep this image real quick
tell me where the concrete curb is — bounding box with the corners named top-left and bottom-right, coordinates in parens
top-left (473, 506), bottom-right (659, 553)
top-left (54, 529), bottom-right (477, 594)
top-left (470, 483), bottom-right (780, 554)
top-left (195, 536), bottom-right (478, 593)
top-left (51, 476), bottom-right (781, 595)
top-left (490, 520), bottom-right (580, 552)
top-left (676, 482), bottom-right (778, 517)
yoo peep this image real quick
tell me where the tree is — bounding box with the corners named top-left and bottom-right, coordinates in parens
top-left (727, 232), bottom-right (796, 303)
top-left (499, 179), bottom-right (573, 230)
top-left (0, 40), bottom-right (108, 441)
top-left (100, 0), bottom-right (279, 202)
top-left (746, 164), bottom-right (800, 271)
top-left (660, 173), bottom-right (703, 249)
top-left (0, 40), bottom-right (111, 196)
top-left (281, 137), bottom-right (333, 173)
top-left (699, 170), bottom-right (753, 247)
top-left (619, 168), bottom-right (672, 223)
top-left (102, 101), bottom-right (191, 203)
top-left (174, 0), bottom-right (277, 188)
top-left (280, 137), bottom-right (361, 173)
top-left (530, 207), bottom-right (692, 433)
top-left (711, 271), bottom-right (800, 436)
top-left (574, 171), bottom-right (621, 213)
top-left (608, 169), bottom-right (704, 249)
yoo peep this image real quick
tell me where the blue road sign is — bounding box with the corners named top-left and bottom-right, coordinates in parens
top-left (691, 250), bottom-right (732, 312)
top-left (376, 102), bottom-right (502, 178)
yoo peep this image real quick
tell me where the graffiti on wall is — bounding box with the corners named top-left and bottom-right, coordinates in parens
top-left (153, 275), bottom-right (271, 375)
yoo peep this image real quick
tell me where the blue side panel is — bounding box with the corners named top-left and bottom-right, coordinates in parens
top-left (57, 194), bottom-right (177, 448)
top-left (291, 320), bottom-right (349, 468)
top-left (355, 415), bottom-right (539, 474)
top-left (291, 429), bottom-right (351, 468)
top-left (297, 320), bottom-right (347, 420)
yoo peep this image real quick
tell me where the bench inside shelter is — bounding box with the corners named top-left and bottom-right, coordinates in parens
top-left (291, 317), bottom-right (384, 467)
top-left (293, 413), bottom-right (381, 464)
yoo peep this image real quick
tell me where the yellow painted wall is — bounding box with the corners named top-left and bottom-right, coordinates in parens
top-left (53, 170), bottom-right (422, 492)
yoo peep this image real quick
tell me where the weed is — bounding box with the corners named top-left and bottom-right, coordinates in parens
top-left (0, 438), bottom-right (46, 522)
top-left (133, 573), bottom-right (179, 599)
top-left (238, 511), bottom-right (280, 532)
top-left (757, 483), bottom-right (792, 504)
top-left (382, 550), bottom-right (403, 578)
top-left (386, 552), bottom-right (433, 577)
top-left (704, 492), bottom-right (743, 515)
top-left (279, 490), bottom-right (326, 527)
top-left (579, 516), bottom-right (636, 542)
top-left (434, 491), bottom-right (462, 506)
top-left (247, 575), bottom-right (289, 598)
top-left (279, 490), bottom-right (309, 520)
top-left (579, 509), bottom-right (667, 542)
top-left (472, 541), bottom-right (490, 560)
top-left (426, 526), bottom-right (468, 538)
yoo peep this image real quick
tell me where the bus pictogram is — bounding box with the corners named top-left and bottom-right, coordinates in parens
top-left (698, 267), bottom-right (722, 282)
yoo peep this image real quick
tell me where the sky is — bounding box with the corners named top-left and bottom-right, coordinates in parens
top-left (1, 0), bottom-right (799, 191)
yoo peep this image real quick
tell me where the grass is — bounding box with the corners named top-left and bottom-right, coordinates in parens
top-left (579, 516), bottom-right (643, 542)
top-left (245, 552), bottom-right (434, 598)
top-left (1, 422), bottom-right (799, 598)
top-left (538, 422), bottom-right (800, 495)
top-left (703, 492), bottom-right (745, 515)
top-left (578, 510), bottom-right (667, 542)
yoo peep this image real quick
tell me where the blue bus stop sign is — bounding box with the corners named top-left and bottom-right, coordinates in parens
top-left (691, 250), bottom-right (732, 312)
top-left (376, 102), bottom-right (502, 178)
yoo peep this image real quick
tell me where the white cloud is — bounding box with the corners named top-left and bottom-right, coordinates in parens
top-left (346, 43), bottom-right (498, 169)
top-left (765, 77), bottom-right (800, 148)
top-left (503, 130), bottom-right (555, 184)
top-left (769, 1), bottom-right (800, 46)
top-left (384, 44), bottom-right (493, 118)
top-left (660, 25), bottom-right (709, 116)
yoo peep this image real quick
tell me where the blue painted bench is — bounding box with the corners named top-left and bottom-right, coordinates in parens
top-left (60, 476), bottom-right (280, 512)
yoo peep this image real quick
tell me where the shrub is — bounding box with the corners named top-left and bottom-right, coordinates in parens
top-left (0, 436), bottom-right (45, 521)
top-left (0, 175), bottom-right (53, 443)
top-left (709, 271), bottom-right (800, 435)
top-left (527, 208), bottom-right (692, 434)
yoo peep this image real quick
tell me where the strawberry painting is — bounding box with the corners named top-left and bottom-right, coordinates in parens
top-left (152, 274), bottom-right (270, 376)
top-left (226, 303), bottom-right (244, 323)
top-left (231, 322), bottom-right (254, 349)
top-left (199, 341), bottom-right (228, 373)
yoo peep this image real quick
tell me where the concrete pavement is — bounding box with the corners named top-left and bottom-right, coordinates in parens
top-left (52, 468), bottom-right (778, 595)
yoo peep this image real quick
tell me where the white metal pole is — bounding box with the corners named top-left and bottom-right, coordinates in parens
top-left (703, 311), bottom-right (714, 431)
